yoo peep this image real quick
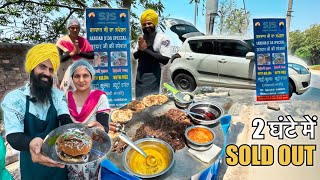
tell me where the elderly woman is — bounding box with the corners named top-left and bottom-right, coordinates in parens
top-left (66, 60), bottom-right (110, 180)
top-left (56, 17), bottom-right (94, 92)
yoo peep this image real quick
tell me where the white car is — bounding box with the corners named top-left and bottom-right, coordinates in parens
top-left (165, 19), bottom-right (311, 98)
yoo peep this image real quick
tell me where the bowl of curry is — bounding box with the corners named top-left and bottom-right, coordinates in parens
top-left (185, 125), bottom-right (215, 151)
top-left (122, 138), bottom-right (175, 178)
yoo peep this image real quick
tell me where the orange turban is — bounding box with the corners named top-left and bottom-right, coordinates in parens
top-left (25, 43), bottom-right (60, 74)
top-left (140, 9), bottom-right (159, 26)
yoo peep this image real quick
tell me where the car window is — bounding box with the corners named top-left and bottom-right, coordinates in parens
top-left (188, 40), bottom-right (199, 52)
top-left (288, 63), bottom-right (309, 74)
top-left (244, 39), bottom-right (254, 47)
top-left (188, 40), bottom-right (215, 54)
top-left (219, 41), bottom-right (251, 57)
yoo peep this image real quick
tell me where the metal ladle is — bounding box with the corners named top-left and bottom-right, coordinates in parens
top-left (181, 109), bottom-right (206, 118)
top-left (118, 133), bottom-right (157, 167)
top-left (181, 109), bottom-right (212, 120)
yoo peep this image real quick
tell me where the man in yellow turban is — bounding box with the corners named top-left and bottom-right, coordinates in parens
top-left (133, 9), bottom-right (173, 99)
top-left (140, 9), bottom-right (159, 27)
top-left (1, 43), bottom-right (73, 180)
top-left (25, 43), bottom-right (60, 74)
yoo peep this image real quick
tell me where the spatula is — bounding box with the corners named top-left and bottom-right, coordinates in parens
top-left (163, 83), bottom-right (189, 103)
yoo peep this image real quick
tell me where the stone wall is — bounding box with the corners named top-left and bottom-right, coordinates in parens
top-left (0, 43), bottom-right (33, 101)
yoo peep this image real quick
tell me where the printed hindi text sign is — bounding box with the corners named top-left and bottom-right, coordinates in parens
top-left (86, 8), bottom-right (132, 108)
top-left (253, 18), bottom-right (289, 101)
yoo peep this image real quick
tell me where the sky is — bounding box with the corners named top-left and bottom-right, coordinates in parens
top-left (158, 0), bottom-right (320, 46)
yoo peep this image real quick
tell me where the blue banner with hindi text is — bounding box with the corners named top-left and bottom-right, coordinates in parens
top-left (86, 8), bottom-right (132, 108)
top-left (253, 18), bottom-right (289, 101)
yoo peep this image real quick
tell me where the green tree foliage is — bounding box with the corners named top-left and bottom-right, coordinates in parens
top-left (216, 0), bottom-right (232, 34)
top-left (0, 0), bottom-right (166, 43)
top-left (295, 47), bottom-right (312, 64)
top-left (288, 30), bottom-right (304, 54)
top-left (303, 24), bottom-right (320, 65)
top-left (217, 0), bottom-right (249, 35)
top-left (289, 24), bottom-right (320, 65)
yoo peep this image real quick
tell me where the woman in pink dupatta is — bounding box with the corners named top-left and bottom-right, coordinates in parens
top-left (66, 60), bottom-right (110, 180)
top-left (56, 18), bottom-right (94, 92)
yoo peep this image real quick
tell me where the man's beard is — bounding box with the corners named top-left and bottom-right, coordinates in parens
top-left (143, 26), bottom-right (156, 47)
top-left (30, 71), bottom-right (53, 104)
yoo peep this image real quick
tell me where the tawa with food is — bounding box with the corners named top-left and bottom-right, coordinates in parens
top-left (127, 100), bottom-right (146, 113)
top-left (111, 109), bottom-right (133, 123)
top-left (112, 109), bottom-right (193, 153)
top-left (142, 94), bottom-right (168, 107)
top-left (55, 128), bottom-right (92, 163)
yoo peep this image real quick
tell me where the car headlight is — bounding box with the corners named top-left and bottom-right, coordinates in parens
top-left (288, 63), bottom-right (309, 74)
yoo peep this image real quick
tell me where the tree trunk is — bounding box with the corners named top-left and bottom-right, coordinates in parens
top-left (311, 49), bottom-right (320, 65)
top-left (122, 0), bottom-right (131, 11)
top-left (121, 0), bottom-right (133, 40)
top-left (219, 14), bottom-right (224, 34)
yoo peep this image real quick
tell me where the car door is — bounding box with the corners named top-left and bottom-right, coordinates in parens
top-left (215, 39), bottom-right (256, 88)
top-left (163, 18), bottom-right (204, 42)
top-left (187, 40), bottom-right (220, 84)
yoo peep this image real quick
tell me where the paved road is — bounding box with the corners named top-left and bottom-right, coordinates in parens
top-left (219, 71), bottom-right (320, 180)
top-left (293, 72), bottom-right (320, 101)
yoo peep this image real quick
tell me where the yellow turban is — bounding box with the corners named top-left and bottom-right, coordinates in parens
top-left (25, 43), bottom-right (60, 74)
top-left (140, 9), bottom-right (158, 26)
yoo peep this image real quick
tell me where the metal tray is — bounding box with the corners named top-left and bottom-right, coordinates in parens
top-left (107, 100), bottom-right (225, 180)
top-left (42, 123), bottom-right (112, 165)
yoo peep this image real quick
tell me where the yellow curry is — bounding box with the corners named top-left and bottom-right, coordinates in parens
top-left (128, 146), bottom-right (169, 175)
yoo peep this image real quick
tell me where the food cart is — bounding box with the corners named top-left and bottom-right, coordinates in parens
top-left (105, 98), bottom-right (231, 179)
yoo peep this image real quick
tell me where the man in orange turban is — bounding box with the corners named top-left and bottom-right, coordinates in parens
top-left (133, 9), bottom-right (173, 99)
top-left (1, 43), bottom-right (72, 179)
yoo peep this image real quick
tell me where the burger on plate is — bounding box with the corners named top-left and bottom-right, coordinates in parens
top-left (55, 128), bottom-right (92, 163)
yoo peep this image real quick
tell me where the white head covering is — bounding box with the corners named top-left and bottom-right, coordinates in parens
top-left (62, 60), bottom-right (95, 92)
top-left (70, 59), bottom-right (95, 77)
top-left (67, 18), bottom-right (80, 28)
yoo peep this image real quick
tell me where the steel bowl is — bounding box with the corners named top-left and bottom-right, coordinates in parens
top-left (122, 138), bottom-right (175, 178)
top-left (185, 125), bottom-right (215, 151)
top-left (187, 101), bottom-right (224, 125)
top-left (173, 92), bottom-right (194, 109)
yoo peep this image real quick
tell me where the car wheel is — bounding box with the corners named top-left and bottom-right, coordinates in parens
top-left (173, 73), bottom-right (196, 92)
top-left (289, 82), bottom-right (294, 98)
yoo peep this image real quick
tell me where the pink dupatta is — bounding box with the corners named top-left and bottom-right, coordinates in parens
top-left (68, 90), bottom-right (106, 123)
top-left (56, 35), bottom-right (93, 61)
